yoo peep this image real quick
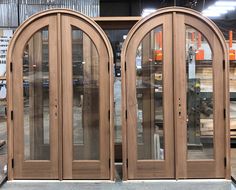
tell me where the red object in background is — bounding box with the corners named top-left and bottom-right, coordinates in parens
top-left (155, 31), bottom-right (163, 61)
top-left (155, 32), bottom-right (160, 46)
top-left (197, 33), bottom-right (201, 49)
top-left (229, 30), bottom-right (235, 60)
top-left (159, 31), bottom-right (162, 49)
top-left (155, 49), bottom-right (163, 61)
top-left (230, 49), bottom-right (236, 61)
top-left (196, 49), bottom-right (204, 60)
top-left (191, 32), bottom-right (195, 43)
top-left (196, 33), bottom-right (205, 60)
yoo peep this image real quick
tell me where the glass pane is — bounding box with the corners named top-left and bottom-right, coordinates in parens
top-left (72, 27), bottom-right (100, 160)
top-left (136, 26), bottom-right (164, 160)
top-left (23, 27), bottom-right (50, 160)
top-left (186, 26), bottom-right (214, 160)
top-left (230, 50), bottom-right (236, 141)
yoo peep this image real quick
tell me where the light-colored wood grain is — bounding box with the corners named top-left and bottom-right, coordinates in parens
top-left (93, 17), bottom-right (141, 22)
top-left (57, 13), bottom-right (63, 181)
top-left (61, 15), bottom-right (73, 179)
top-left (94, 17), bottom-right (141, 30)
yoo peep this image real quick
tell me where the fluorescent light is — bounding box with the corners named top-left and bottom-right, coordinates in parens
top-left (215, 1), bottom-right (236, 6)
top-left (203, 12), bottom-right (220, 17)
top-left (141, 8), bottom-right (157, 17)
top-left (202, 0), bottom-right (236, 18)
top-left (208, 6), bottom-right (235, 11)
top-left (203, 9), bottom-right (227, 14)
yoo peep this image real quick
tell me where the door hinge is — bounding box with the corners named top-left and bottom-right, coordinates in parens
top-left (125, 62), bottom-right (127, 71)
top-left (125, 110), bottom-right (127, 120)
top-left (10, 62), bottom-right (13, 72)
top-left (108, 110), bottom-right (110, 120)
top-left (109, 158), bottom-right (110, 168)
top-left (224, 157), bottom-right (227, 167)
top-left (223, 60), bottom-right (225, 70)
top-left (12, 159), bottom-right (14, 168)
top-left (126, 159), bottom-right (128, 168)
top-left (11, 110), bottom-right (13, 120)
top-left (108, 61), bottom-right (110, 73)
top-left (223, 108), bottom-right (226, 119)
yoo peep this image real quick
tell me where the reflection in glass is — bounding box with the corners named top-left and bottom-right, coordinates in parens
top-left (230, 62), bottom-right (236, 139)
top-left (72, 27), bottom-right (100, 160)
top-left (186, 26), bottom-right (214, 160)
top-left (23, 27), bottom-right (50, 160)
top-left (136, 26), bottom-right (164, 160)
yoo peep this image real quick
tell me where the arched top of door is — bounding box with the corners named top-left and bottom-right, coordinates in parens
top-left (7, 8), bottom-right (113, 65)
top-left (121, 7), bottom-right (227, 59)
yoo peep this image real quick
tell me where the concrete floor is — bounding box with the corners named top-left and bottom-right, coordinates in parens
top-left (0, 180), bottom-right (232, 190)
top-left (232, 148), bottom-right (236, 180)
top-left (233, 183), bottom-right (236, 190)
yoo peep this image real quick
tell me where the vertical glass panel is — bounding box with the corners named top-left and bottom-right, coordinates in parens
top-left (186, 26), bottom-right (214, 160)
top-left (136, 26), bottom-right (164, 160)
top-left (23, 27), bottom-right (50, 160)
top-left (230, 48), bottom-right (236, 145)
top-left (72, 27), bottom-right (100, 160)
top-left (229, 39), bottom-right (236, 179)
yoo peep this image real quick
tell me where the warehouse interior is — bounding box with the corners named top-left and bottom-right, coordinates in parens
top-left (0, 0), bottom-right (235, 189)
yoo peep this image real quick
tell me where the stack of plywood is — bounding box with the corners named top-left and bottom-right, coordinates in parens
top-left (196, 67), bottom-right (213, 92)
top-left (200, 119), bottom-right (213, 136)
top-left (230, 102), bottom-right (236, 138)
top-left (230, 67), bottom-right (236, 92)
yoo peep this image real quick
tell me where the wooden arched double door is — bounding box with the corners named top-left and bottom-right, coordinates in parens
top-left (122, 8), bottom-right (230, 179)
top-left (7, 9), bottom-right (113, 179)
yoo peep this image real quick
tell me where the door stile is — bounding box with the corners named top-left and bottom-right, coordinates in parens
top-left (61, 15), bottom-right (73, 179)
top-left (211, 31), bottom-right (225, 178)
top-left (57, 13), bottom-right (63, 180)
top-left (173, 12), bottom-right (187, 179)
top-left (48, 15), bottom-right (60, 178)
top-left (162, 13), bottom-right (175, 178)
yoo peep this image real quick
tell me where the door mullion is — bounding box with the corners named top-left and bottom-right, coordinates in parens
top-left (57, 13), bottom-right (63, 180)
top-left (61, 15), bottom-right (73, 179)
top-left (173, 12), bottom-right (187, 179)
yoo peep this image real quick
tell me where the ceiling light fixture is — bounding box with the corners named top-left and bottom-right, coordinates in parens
top-left (208, 6), bottom-right (235, 11)
top-left (215, 1), bottom-right (236, 6)
top-left (202, 0), bottom-right (236, 18)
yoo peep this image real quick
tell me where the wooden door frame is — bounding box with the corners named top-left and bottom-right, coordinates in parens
top-left (121, 7), bottom-right (230, 180)
top-left (10, 15), bottom-right (59, 179)
top-left (124, 13), bottom-right (174, 179)
top-left (61, 14), bottom-right (110, 179)
top-left (7, 9), bottom-right (114, 180)
top-left (174, 12), bottom-right (226, 178)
